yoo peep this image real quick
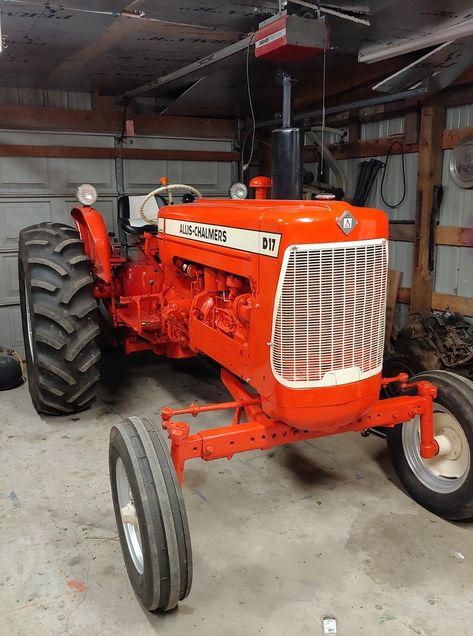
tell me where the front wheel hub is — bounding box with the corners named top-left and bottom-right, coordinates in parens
top-left (403, 405), bottom-right (471, 493)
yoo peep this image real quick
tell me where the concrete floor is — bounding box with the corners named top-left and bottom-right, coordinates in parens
top-left (1, 352), bottom-right (472, 636)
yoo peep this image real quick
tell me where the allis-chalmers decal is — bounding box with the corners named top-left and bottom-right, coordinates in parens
top-left (165, 219), bottom-right (281, 257)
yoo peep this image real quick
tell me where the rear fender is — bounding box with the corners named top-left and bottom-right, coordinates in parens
top-left (71, 206), bottom-right (112, 283)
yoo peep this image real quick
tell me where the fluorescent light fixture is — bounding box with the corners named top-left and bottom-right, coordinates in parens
top-left (359, 16), bottom-right (473, 63)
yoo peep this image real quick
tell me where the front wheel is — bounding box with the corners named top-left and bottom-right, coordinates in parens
top-left (109, 417), bottom-right (192, 611)
top-left (387, 370), bottom-right (473, 521)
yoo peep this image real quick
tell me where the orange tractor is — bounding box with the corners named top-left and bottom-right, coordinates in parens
top-left (18, 79), bottom-right (473, 612)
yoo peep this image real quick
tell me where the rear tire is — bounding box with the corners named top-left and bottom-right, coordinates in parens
top-left (18, 222), bottom-right (101, 415)
top-left (387, 370), bottom-right (473, 520)
top-left (109, 417), bottom-right (192, 611)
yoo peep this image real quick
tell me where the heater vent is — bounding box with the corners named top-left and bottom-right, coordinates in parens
top-left (271, 239), bottom-right (388, 388)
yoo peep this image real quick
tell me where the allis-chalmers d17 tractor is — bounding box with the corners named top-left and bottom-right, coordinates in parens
top-left (18, 84), bottom-right (473, 612)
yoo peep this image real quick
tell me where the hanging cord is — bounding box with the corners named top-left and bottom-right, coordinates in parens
top-left (380, 140), bottom-right (407, 209)
top-left (320, 48), bottom-right (327, 178)
top-left (242, 32), bottom-right (256, 179)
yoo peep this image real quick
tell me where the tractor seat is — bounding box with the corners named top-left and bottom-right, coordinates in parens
top-left (118, 194), bottom-right (166, 235)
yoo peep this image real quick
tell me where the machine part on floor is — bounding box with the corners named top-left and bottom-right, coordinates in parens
top-left (387, 370), bottom-right (473, 521)
top-left (109, 417), bottom-right (192, 612)
top-left (0, 347), bottom-right (24, 390)
top-left (18, 223), bottom-right (101, 415)
top-left (352, 159), bottom-right (383, 206)
top-left (394, 311), bottom-right (473, 379)
top-left (449, 135), bottom-right (473, 189)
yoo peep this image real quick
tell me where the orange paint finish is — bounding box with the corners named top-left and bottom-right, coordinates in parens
top-left (67, 579), bottom-right (87, 593)
top-left (157, 199), bottom-right (388, 430)
top-left (162, 369), bottom-right (436, 485)
top-left (74, 192), bottom-right (438, 483)
top-left (250, 176), bottom-right (272, 199)
top-left (71, 206), bottom-right (112, 283)
top-left (87, 198), bottom-right (390, 426)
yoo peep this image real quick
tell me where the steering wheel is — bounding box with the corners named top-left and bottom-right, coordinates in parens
top-left (139, 184), bottom-right (203, 225)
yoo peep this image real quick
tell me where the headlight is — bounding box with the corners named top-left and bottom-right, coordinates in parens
top-left (76, 183), bottom-right (98, 206)
top-left (229, 182), bottom-right (248, 200)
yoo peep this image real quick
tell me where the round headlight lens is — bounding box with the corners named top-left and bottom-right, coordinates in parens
top-left (229, 182), bottom-right (248, 200)
top-left (76, 183), bottom-right (98, 206)
top-left (315, 193), bottom-right (336, 200)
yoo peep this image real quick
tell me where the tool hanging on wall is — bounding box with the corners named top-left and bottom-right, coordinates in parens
top-left (428, 183), bottom-right (444, 273)
top-left (352, 159), bottom-right (383, 206)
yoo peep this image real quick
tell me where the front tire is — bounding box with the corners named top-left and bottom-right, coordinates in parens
top-left (109, 417), bottom-right (192, 611)
top-left (18, 222), bottom-right (101, 415)
top-left (387, 370), bottom-right (473, 520)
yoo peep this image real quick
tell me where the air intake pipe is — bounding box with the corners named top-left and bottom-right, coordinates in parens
top-left (271, 72), bottom-right (304, 200)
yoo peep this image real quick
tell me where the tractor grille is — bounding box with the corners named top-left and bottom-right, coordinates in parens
top-left (271, 239), bottom-right (388, 387)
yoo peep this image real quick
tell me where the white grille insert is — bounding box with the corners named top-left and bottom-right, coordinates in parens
top-left (271, 239), bottom-right (388, 388)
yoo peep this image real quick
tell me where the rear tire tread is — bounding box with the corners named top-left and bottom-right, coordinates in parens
top-left (19, 222), bottom-right (101, 415)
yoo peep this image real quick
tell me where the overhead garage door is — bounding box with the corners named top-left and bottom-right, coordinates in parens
top-left (0, 131), bottom-right (235, 354)
top-left (120, 136), bottom-right (234, 196)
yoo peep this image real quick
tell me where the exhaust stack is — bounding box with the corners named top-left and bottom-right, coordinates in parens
top-left (271, 72), bottom-right (304, 200)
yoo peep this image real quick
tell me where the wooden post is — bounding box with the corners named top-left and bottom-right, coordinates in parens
top-left (410, 97), bottom-right (445, 314)
top-left (348, 111), bottom-right (361, 143)
top-left (404, 107), bottom-right (420, 145)
top-left (385, 270), bottom-right (402, 350)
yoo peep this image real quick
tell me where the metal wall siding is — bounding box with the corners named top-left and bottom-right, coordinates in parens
top-left (340, 153), bottom-right (418, 221)
top-left (361, 117), bottom-right (404, 140)
top-left (445, 104), bottom-right (473, 129)
top-left (434, 246), bottom-right (473, 298)
top-left (434, 133), bottom-right (473, 300)
top-left (440, 149), bottom-right (473, 227)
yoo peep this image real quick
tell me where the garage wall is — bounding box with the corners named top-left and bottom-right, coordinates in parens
top-left (0, 129), bottom-right (235, 354)
top-left (120, 136), bottom-right (234, 196)
top-left (435, 105), bottom-right (473, 303)
top-left (339, 117), bottom-right (417, 327)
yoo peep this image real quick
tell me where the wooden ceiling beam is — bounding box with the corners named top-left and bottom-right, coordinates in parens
top-left (0, 144), bottom-right (239, 162)
top-left (0, 105), bottom-right (237, 139)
